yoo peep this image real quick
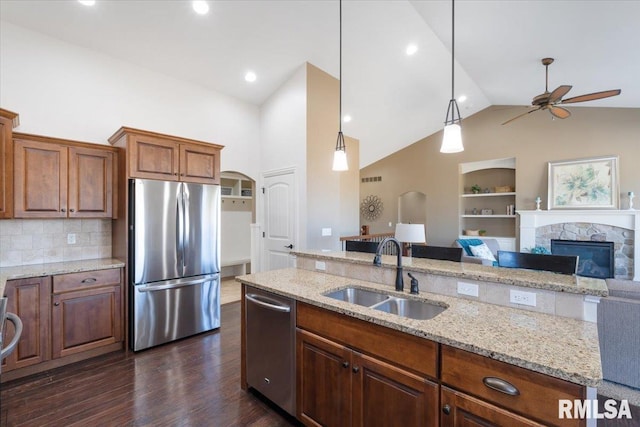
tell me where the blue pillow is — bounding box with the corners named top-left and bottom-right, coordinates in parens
top-left (456, 238), bottom-right (484, 256)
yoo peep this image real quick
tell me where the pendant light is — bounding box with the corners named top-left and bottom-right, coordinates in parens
top-left (440, 0), bottom-right (464, 153)
top-left (332, 0), bottom-right (348, 171)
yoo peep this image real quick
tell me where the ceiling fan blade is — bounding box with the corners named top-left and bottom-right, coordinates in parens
top-left (561, 89), bottom-right (621, 104)
top-left (501, 107), bottom-right (541, 125)
top-left (549, 106), bottom-right (571, 119)
top-left (548, 85), bottom-right (572, 104)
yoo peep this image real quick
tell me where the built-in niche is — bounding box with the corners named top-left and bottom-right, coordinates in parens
top-left (398, 190), bottom-right (427, 231)
top-left (220, 171), bottom-right (255, 278)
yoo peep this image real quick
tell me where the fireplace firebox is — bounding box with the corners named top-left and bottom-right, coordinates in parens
top-left (550, 239), bottom-right (614, 279)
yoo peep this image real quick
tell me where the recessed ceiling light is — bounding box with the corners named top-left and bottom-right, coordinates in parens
top-left (406, 44), bottom-right (418, 56)
top-left (245, 71), bottom-right (257, 83)
top-left (192, 1), bottom-right (209, 15)
top-left (458, 95), bottom-right (467, 103)
top-left (343, 115), bottom-right (352, 123)
top-left (78, 0), bottom-right (96, 6)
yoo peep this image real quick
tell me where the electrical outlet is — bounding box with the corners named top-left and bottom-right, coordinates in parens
top-left (321, 228), bottom-right (332, 237)
top-left (67, 233), bottom-right (76, 245)
top-left (510, 290), bottom-right (537, 307)
top-left (315, 261), bottom-right (326, 271)
top-left (457, 282), bottom-right (479, 297)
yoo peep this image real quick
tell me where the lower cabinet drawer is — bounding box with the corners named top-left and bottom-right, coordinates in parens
top-left (53, 268), bottom-right (121, 293)
top-left (441, 345), bottom-right (585, 427)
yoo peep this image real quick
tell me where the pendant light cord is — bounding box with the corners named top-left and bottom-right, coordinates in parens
top-left (339, 0), bottom-right (342, 133)
top-left (451, 0), bottom-right (455, 101)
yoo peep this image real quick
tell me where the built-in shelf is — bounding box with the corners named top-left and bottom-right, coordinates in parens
top-left (459, 157), bottom-right (517, 240)
top-left (461, 215), bottom-right (516, 218)
top-left (461, 192), bottom-right (516, 198)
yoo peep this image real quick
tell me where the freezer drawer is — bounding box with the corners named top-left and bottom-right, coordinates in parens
top-left (132, 274), bottom-right (220, 351)
top-left (245, 286), bottom-right (296, 416)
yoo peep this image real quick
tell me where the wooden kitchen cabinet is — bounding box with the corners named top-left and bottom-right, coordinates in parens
top-left (296, 303), bottom-right (439, 427)
top-left (441, 345), bottom-right (585, 427)
top-left (0, 108), bottom-right (19, 218)
top-left (1, 268), bottom-right (124, 382)
top-left (108, 127), bottom-right (222, 184)
top-left (13, 133), bottom-right (116, 218)
top-left (440, 386), bottom-right (544, 427)
top-left (1, 276), bottom-right (51, 372)
top-left (51, 269), bottom-right (122, 359)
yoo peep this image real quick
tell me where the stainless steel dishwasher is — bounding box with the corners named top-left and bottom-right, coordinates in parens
top-left (245, 286), bottom-right (296, 416)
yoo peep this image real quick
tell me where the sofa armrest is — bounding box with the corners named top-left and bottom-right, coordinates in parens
top-left (461, 255), bottom-right (494, 266)
top-left (605, 279), bottom-right (640, 300)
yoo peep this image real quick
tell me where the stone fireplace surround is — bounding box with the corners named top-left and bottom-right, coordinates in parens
top-left (519, 210), bottom-right (639, 281)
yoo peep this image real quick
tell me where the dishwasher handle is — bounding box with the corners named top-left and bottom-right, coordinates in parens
top-left (1, 312), bottom-right (23, 360)
top-left (246, 294), bottom-right (291, 313)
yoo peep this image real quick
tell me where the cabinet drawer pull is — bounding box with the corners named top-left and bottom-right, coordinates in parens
top-left (483, 376), bottom-right (520, 396)
top-left (81, 278), bottom-right (97, 284)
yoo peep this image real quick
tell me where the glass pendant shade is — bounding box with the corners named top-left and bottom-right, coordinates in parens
top-left (440, 0), bottom-right (464, 154)
top-left (332, 148), bottom-right (348, 171)
top-left (441, 123), bottom-right (463, 153)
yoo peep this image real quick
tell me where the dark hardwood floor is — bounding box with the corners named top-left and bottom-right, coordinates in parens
top-left (1, 302), bottom-right (298, 427)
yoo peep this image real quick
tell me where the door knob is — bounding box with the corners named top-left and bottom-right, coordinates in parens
top-left (284, 244), bottom-right (294, 249)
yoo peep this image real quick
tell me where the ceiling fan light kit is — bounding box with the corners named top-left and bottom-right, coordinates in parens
top-left (441, 0), bottom-right (464, 154)
top-left (502, 57), bottom-right (622, 125)
top-left (332, 0), bottom-right (348, 171)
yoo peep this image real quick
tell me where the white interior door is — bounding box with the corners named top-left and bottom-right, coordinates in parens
top-left (263, 170), bottom-right (296, 271)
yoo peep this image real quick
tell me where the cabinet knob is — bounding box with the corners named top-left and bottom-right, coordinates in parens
top-left (61, 208), bottom-right (66, 212)
top-left (70, 209), bottom-right (75, 212)
top-left (54, 302), bottom-right (60, 306)
top-left (342, 361), bottom-right (350, 369)
top-left (352, 366), bottom-right (360, 374)
top-left (442, 404), bottom-right (451, 415)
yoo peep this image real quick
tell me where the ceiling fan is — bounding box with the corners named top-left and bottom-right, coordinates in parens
top-left (502, 58), bottom-right (621, 125)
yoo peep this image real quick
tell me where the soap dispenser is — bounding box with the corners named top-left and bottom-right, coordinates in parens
top-left (408, 272), bottom-right (419, 295)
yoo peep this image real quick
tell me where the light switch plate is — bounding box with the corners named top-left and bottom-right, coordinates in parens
top-left (510, 290), bottom-right (537, 307)
top-left (321, 228), bottom-right (332, 237)
top-left (67, 233), bottom-right (76, 245)
top-left (457, 282), bottom-right (479, 297)
top-left (315, 261), bottom-right (326, 271)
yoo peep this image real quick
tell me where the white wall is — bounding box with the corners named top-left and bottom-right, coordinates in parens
top-left (258, 64), bottom-right (308, 250)
top-left (0, 22), bottom-right (260, 179)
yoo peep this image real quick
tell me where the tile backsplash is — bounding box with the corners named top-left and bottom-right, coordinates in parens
top-left (0, 219), bottom-right (112, 267)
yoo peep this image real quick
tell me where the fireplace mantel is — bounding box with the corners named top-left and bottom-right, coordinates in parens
top-left (518, 210), bottom-right (640, 280)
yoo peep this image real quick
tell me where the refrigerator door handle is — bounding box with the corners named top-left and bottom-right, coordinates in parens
top-left (137, 274), bottom-right (220, 292)
top-left (176, 189), bottom-right (184, 272)
top-left (183, 187), bottom-right (190, 272)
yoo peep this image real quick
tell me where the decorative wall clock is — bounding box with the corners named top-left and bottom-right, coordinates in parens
top-left (360, 195), bottom-right (383, 221)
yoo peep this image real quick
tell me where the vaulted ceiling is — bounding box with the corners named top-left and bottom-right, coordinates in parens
top-left (1, 0), bottom-right (638, 167)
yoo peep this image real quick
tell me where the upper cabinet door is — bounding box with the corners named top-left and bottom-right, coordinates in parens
top-left (0, 113), bottom-right (14, 218)
top-left (68, 147), bottom-right (114, 218)
top-left (14, 139), bottom-right (68, 218)
top-left (179, 143), bottom-right (220, 184)
top-left (128, 135), bottom-right (180, 181)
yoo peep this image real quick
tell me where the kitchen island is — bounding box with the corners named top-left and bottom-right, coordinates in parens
top-left (238, 251), bottom-right (604, 426)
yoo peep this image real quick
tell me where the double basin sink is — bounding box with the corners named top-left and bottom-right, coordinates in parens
top-left (323, 287), bottom-right (446, 320)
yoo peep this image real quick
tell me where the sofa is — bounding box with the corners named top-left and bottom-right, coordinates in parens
top-left (453, 238), bottom-right (500, 265)
top-left (598, 279), bottom-right (640, 389)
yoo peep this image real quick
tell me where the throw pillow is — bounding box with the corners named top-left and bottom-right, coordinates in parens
top-left (470, 243), bottom-right (497, 262)
top-left (456, 238), bottom-right (484, 256)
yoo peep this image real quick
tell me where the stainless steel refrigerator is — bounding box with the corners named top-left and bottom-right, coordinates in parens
top-left (129, 178), bottom-right (221, 351)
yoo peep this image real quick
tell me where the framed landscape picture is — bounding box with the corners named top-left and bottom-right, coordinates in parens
top-left (548, 156), bottom-right (619, 209)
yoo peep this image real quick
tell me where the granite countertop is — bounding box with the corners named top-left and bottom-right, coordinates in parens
top-left (293, 249), bottom-right (609, 297)
top-left (0, 258), bottom-right (125, 296)
top-left (237, 267), bottom-right (602, 387)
